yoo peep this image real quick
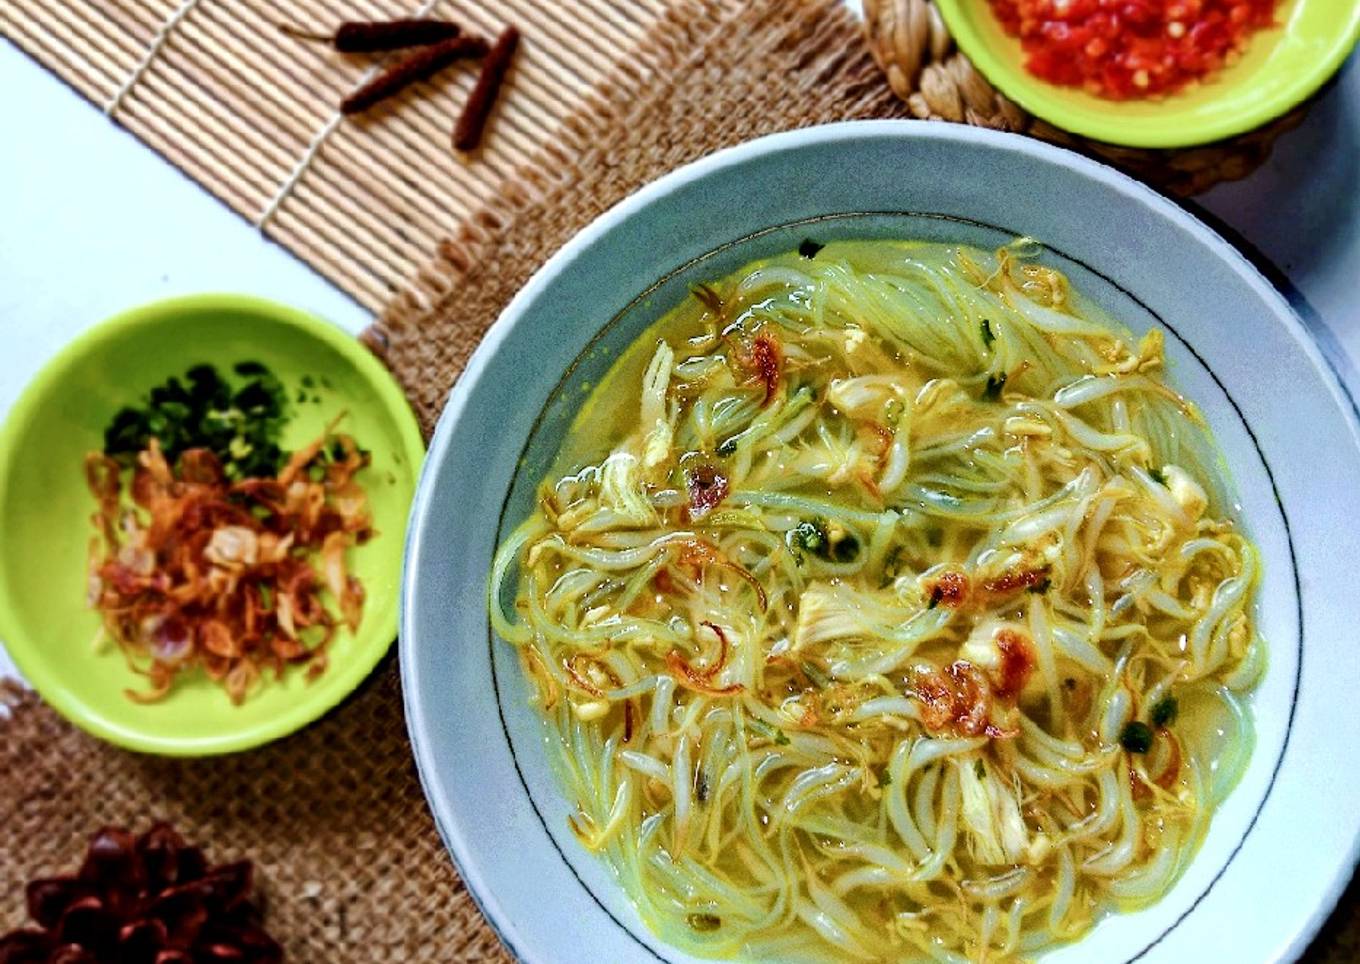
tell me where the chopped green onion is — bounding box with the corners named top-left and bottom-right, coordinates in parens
top-left (788, 521), bottom-right (827, 556)
top-left (747, 717), bottom-right (790, 746)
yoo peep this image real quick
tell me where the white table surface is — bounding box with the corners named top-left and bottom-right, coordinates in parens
top-left (1, 38), bottom-right (1357, 683)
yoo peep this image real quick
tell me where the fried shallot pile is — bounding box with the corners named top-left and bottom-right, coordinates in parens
top-left (85, 428), bottom-right (372, 704)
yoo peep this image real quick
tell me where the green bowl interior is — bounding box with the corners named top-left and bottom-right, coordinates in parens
top-left (0, 296), bottom-right (423, 755)
top-left (934, 0), bottom-right (1360, 147)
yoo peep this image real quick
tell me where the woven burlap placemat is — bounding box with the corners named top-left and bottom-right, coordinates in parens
top-left (1, 0), bottom-right (1352, 959)
top-left (0, 665), bottom-right (510, 961)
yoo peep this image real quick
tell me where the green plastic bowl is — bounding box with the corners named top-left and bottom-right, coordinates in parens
top-left (934, 0), bottom-right (1360, 148)
top-left (0, 295), bottom-right (424, 755)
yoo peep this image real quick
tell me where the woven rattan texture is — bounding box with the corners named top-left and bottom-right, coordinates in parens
top-left (0, 0), bottom-right (669, 312)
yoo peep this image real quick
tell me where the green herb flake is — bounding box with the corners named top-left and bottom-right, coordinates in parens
top-left (1149, 467), bottom-right (1168, 486)
top-left (878, 770), bottom-right (892, 788)
top-left (1151, 696), bottom-right (1179, 728)
top-left (981, 319), bottom-right (996, 349)
top-left (1027, 577), bottom-right (1052, 595)
top-left (982, 373), bottom-right (1007, 402)
top-left (974, 758), bottom-right (986, 778)
top-left (788, 520), bottom-right (828, 556)
top-left (747, 717), bottom-right (787, 746)
top-left (798, 238), bottom-right (825, 259)
top-left (1120, 721), bottom-right (1154, 754)
top-left (257, 583), bottom-right (273, 611)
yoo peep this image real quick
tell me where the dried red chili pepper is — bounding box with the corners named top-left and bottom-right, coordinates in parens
top-left (281, 18), bottom-right (462, 53)
top-left (453, 25), bottom-right (520, 151)
top-left (341, 34), bottom-right (490, 115)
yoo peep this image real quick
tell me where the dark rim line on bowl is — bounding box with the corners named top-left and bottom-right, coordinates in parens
top-left (481, 211), bottom-right (1303, 963)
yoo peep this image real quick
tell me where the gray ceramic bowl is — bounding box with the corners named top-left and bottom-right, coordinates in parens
top-left (401, 122), bottom-right (1360, 963)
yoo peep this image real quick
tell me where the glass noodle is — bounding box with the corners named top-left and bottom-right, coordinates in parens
top-left (488, 240), bottom-right (1262, 962)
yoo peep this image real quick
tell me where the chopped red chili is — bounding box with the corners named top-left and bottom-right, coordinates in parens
top-left (926, 570), bottom-right (970, 609)
top-left (685, 464), bottom-right (729, 521)
top-left (750, 333), bottom-right (782, 405)
top-left (993, 629), bottom-right (1036, 700)
top-left (988, 0), bottom-right (1277, 100)
top-left (980, 566), bottom-right (1049, 597)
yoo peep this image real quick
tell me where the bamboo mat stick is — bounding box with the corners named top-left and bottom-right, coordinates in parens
top-left (2, 0), bottom-right (678, 312)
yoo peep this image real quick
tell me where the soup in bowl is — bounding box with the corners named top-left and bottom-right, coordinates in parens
top-left (400, 122), bottom-right (1360, 963)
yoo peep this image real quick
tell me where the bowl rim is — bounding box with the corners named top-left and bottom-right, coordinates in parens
top-left (932, 0), bottom-right (1360, 149)
top-left (0, 293), bottom-right (425, 756)
top-left (400, 120), bottom-right (1360, 960)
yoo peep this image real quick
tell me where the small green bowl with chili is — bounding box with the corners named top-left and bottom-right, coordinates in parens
top-left (0, 295), bottom-right (424, 755)
top-left (932, 0), bottom-right (1360, 148)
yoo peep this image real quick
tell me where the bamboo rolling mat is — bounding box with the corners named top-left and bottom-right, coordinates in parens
top-left (1, 0), bottom-right (671, 311)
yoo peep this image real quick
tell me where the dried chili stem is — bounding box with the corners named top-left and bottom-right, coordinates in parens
top-left (453, 25), bottom-right (520, 151)
top-left (280, 19), bottom-right (462, 54)
top-left (341, 35), bottom-right (489, 115)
